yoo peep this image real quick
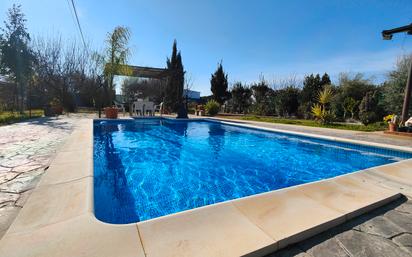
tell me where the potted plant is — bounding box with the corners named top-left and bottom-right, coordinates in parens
top-left (50, 98), bottom-right (63, 115)
top-left (104, 106), bottom-right (118, 119)
top-left (383, 114), bottom-right (398, 132)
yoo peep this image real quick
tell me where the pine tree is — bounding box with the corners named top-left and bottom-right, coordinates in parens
top-left (210, 62), bottom-right (228, 105)
top-left (165, 40), bottom-right (184, 112)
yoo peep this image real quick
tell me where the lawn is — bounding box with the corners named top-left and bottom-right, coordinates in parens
top-left (219, 115), bottom-right (387, 132)
top-left (0, 109), bottom-right (43, 125)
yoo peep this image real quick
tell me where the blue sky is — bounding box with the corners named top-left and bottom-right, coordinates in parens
top-left (1, 0), bottom-right (412, 95)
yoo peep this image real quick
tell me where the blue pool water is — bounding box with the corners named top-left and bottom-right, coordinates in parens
top-left (93, 119), bottom-right (412, 224)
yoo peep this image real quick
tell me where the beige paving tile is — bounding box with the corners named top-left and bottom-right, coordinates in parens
top-left (369, 162), bottom-right (412, 186)
top-left (138, 202), bottom-right (277, 257)
top-left (233, 188), bottom-right (345, 248)
top-left (0, 215), bottom-right (144, 257)
top-left (300, 177), bottom-right (398, 219)
top-left (39, 159), bottom-right (92, 186)
top-left (52, 148), bottom-right (93, 165)
top-left (8, 177), bottom-right (92, 234)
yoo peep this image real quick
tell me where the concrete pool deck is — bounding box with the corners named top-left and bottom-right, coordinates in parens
top-left (0, 117), bottom-right (411, 257)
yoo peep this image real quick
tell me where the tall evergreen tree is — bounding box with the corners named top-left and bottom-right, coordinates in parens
top-left (165, 40), bottom-right (184, 112)
top-left (210, 62), bottom-right (228, 105)
top-left (321, 73), bottom-right (331, 86)
top-left (0, 4), bottom-right (35, 113)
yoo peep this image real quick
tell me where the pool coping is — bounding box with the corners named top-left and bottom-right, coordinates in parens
top-left (0, 118), bottom-right (411, 257)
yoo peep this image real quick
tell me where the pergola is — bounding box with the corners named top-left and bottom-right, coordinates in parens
top-left (107, 64), bottom-right (171, 80)
top-left (114, 65), bottom-right (170, 79)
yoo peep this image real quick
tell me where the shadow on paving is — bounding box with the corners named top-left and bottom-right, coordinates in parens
top-left (266, 195), bottom-right (412, 257)
top-left (26, 117), bottom-right (73, 131)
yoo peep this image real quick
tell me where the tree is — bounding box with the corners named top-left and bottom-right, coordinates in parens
top-left (332, 73), bottom-right (376, 120)
top-left (230, 82), bottom-right (252, 114)
top-left (103, 26), bottom-right (131, 106)
top-left (210, 61), bottom-right (228, 105)
top-left (251, 79), bottom-right (274, 115)
top-left (0, 4), bottom-right (35, 113)
top-left (300, 73), bottom-right (330, 118)
top-left (165, 40), bottom-right (185, 112)
top-left (342, 97), bottom-right (358, 119)
top-left (275, 86), bottom-right (300, 117)
top-left (359, 91), bottom-right (380, 125)
top-left (381, 54), bottom-right (412, 115)
top-left (320, 73), bottom-right (331, 86)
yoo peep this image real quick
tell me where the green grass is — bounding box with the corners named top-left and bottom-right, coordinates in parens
top-left (0, 109), bottom-right (43, 125)
top-left (223, 115), bottom-right (387, 132)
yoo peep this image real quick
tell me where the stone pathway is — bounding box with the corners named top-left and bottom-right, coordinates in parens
top-left (266, 196), bottom-right (412, 257)
top-left (0, 114), bottom-right (94, 238)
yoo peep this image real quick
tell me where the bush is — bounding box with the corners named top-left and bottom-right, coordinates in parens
top-left (205, 100), bottom-right (220, 116)
top-left (311, 86), bottom-right (335, 124)
top-left (359, 91), bottom-right (380, 126)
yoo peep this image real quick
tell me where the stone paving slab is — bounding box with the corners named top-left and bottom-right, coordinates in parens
top-left (266, 197), bottom-right (412, 257)
top-left (0, 114), bottom-right (94, 238)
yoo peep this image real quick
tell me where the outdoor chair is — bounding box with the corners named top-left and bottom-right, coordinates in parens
top-left (113, 100), bottom-right (126, 116)
top-left (405, 117), bottom-right (412, 127)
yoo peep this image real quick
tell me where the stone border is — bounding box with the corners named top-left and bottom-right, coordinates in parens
top-left (0, 118), bottom-right (411, 257)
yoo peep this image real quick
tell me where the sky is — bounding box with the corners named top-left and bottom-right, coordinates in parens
top-left (0, 0), bottom-right (412, 96)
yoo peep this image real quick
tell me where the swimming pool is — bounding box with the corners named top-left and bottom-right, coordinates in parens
top-left (93, 119), bottom-right (412, 224)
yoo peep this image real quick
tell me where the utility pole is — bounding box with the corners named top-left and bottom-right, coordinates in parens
top-left (382, 23), bottom-right (412, 124)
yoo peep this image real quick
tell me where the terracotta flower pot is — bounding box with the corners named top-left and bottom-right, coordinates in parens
top-left (104, 107), bottom-right (118, 119)
top-left (52, 105), bottom-right (63, 115)
top-left (388, 123), bottom-right (397, 132)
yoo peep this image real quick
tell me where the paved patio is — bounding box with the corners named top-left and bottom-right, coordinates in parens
top-left (0, 114), bottom-right (94, 238)
top-left (267, 196), bottom-right (412, 257)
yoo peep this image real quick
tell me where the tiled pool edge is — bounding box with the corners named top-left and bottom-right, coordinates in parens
top-left (0, 119), bottom-right (410, 257)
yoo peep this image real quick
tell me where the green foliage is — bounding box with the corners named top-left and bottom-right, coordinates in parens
top-left (359, 91), bottom-right (380, 125)
top-left (165, 40), bottom-right (185, 112)
top-left (381, 55), bottom-right (412, 115)
top-left (251, 79), bottom-right (274, 115)
top-left (0, 4), bottom-right (35, 113)
top-left (311, 86), bottom-right (335, 124)
top-left (300, 73), bottom-right (330, 117)
top-left (210, 62), bottom-right (228, 105)
top-left (332, 73), bottom-right (375, 120)
top-left (275, 86), bottom-right (300, 117)
top-left (239, 115), bottom-right (386, 132)
top-left (342, 97), bottom-right (358, 119)
top-left (205, 99), bottom-right (220, 116)
top-left (0, 109), bottom-right (42, 125)
top-left (103, 26), bottom-right (131, 106)
top-left (230, 82), bottom-right (252, 113)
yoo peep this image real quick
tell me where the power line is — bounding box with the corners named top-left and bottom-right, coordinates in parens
top-left (66, 0), bottom-right (87, 50)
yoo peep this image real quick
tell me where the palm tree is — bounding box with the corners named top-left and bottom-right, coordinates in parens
top-left (103, 26), bottom-right (131, 106)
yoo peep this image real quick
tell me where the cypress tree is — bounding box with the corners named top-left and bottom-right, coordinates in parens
top-left (210, 62), bottom-right (228, 105)
top-left (165, 40), bottom-right (184, 112)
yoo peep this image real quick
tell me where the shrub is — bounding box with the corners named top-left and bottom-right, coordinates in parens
top-left (205, 100), bottom-right (220, 116)
top-left (311, 86), bottom-right (335, 124)
top-left (359, 91), bottom-right (380, 126)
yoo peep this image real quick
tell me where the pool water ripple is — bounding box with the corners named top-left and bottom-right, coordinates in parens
top-left (94, 119), bottom-right (412, 223)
